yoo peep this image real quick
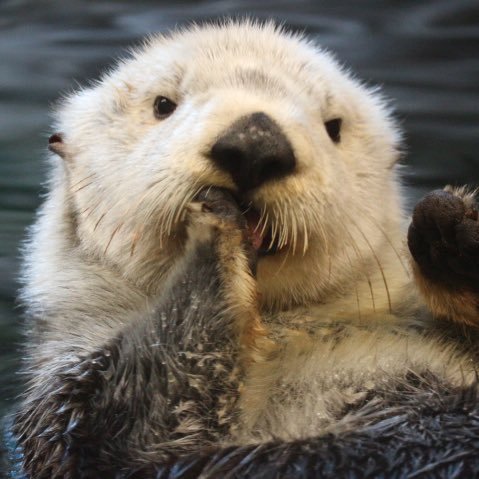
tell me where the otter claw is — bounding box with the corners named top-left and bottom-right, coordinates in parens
top-left (191, 187), bottom-right (247, 228)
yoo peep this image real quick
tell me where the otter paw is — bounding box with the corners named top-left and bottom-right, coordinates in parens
top-left (192, 187), bottom-right (246, 230)
top-left (188, 187), bottom-right (247, 231)
top-left (408, 189), bottom-right (479, 290)
top-left (187, 187), bottom-right (257, 272)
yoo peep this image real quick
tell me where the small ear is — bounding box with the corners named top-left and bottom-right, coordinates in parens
top-left (48, 132), bottom-right (68, 160)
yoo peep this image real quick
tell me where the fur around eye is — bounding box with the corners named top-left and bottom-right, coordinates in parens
top-left (154, 96), bottom-right (177, 119)
top-left (325, 118), bottom-right (342, 143)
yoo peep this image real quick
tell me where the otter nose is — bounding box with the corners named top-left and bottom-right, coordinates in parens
top-left (210, 112), bottom-right (296, 191)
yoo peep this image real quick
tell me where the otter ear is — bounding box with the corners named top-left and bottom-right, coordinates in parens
top-left (48, 132), bottom-right (69, 160)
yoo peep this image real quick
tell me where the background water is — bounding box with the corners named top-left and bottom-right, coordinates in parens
top-left (0, 0), bottom-right (478, 417)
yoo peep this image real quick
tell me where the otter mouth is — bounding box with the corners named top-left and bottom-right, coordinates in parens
top-left (196, 187), bottom-right (285, 256)
top-left (240, 203), bottom-right (282, 256)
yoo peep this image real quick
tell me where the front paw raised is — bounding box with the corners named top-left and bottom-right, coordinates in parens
top-left (187, 187), bottom-right (257, 274)
top-left (408, 188), bottom-right (479, 291)
top-left (187, 187), bottom-right (267, 351)
top-left (191, 187), bottom-right (247, 230)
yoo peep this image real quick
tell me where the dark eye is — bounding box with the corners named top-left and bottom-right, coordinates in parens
top-left (324, 118), bottom-right (342, 143)
top-left (153, 96), bottom-right (177, 119)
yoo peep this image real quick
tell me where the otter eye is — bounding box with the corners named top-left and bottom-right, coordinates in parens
top-left (325, 118), bottom-right (342, 143)
top-left (153, 96), bottom-right (177, 119)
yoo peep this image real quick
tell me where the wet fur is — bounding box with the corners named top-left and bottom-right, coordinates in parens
top-left (10, 20), bottom-right (479, 478)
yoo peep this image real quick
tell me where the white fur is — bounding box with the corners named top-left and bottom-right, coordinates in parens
top-left (21, 20), bottom-right (466, 442)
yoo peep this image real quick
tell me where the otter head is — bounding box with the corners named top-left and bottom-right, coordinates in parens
top-left (50, 21), bottom-right (403, 311)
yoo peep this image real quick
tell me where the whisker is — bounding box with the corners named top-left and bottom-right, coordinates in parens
top-left (342, 246), bottom-right (362, 321)
top-left (278, 204), bottom-right (286, 249)
top-left (164, 183), bottom-right (192, 238)
top-left (289, 199), bottom-right (298, 254)
top-left (174, 181), bottom-right (199, 225)
top-left (276, 206), bottom-right (288, 252)
top-left (368, 215), bottom-right (409, 275)
top-left (300, 208), bottom-right (309, 256)
top-left (271, 203), bottom-right (284, 248)
top-left (310, 192), bottom-right (329, 249)
top-left (349, 215), bottom-right (392, 313)
top-left (241, 200), bottom-right (254, 216)
top-left (259, 210), bottom-right (269, 238)
top-left (256, 205), bottom-right (266, 235)
top-left (269, 209), bottom-right (278, 251)
top-left (324, 202), bottom-right (377, 313)
top-left (280, 219), bottom-right (288, 250)
top-left (342, 225), bottom-right (376, 313)
top-left (131, 176), bottom-right (170, 220)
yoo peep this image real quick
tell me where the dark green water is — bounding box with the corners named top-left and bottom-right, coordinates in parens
top-left (0, 0), bottom-right (478, 416)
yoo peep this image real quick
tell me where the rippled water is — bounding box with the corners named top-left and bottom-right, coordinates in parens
top-left (0, 0), bottom-right (478, 416)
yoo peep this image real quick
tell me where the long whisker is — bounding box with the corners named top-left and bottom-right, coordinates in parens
top-left (342, 225), bottom-right (376, 313)
top-left (129, 171), bottom-right (189, 244)
top-left (173, 180), bottom-right (201, 226)
top-left (300, 207), bottom-right (309, 256)
top-left (121, 178), bottom-right (168, 234)
top-left (289, 198), bottom-right (298, 254)
top-left (256, 204), bottom-right (265, 234)
top-left (164, 185), bottom-right (183, 237)
top-left (349, 215), bottom-right (392, 313)
top-left (368, 214), bottom-right (409, 275)
top-left (309, 191), bottom-right (328, 249)
top-left (278, 203), bottom-right (289, 250)
top-left (269, 208), bottom-right (279, 251)
top-left (259, 210), bottom-right (269, 238)
top-left (341, 246), bottom-right (362, 321)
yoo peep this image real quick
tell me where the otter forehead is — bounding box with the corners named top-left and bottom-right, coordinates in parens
top-left (105, 22), bottom-right (352, 113)
top-left (140, 24), bottom-right (320, 82)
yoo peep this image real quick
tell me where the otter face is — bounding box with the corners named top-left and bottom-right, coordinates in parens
top-left (55, 21), bottom-right (402, 309)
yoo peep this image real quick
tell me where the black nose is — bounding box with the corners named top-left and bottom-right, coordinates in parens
top-left (210, 112), bottom-right (296, 191)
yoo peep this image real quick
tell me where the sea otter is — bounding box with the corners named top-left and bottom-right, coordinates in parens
top-left (11, 20), bottom-right (479, 478)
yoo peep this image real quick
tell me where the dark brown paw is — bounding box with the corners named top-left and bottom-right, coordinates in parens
top-left (408, 189), bottom-right (479, 291)
top-left (193, 187), bottom-right (246, 229)
top-left (189, 187), bottom-right (257, 273)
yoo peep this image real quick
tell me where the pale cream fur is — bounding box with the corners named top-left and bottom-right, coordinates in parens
top-left (21, 20), bottom-right (473, 443)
